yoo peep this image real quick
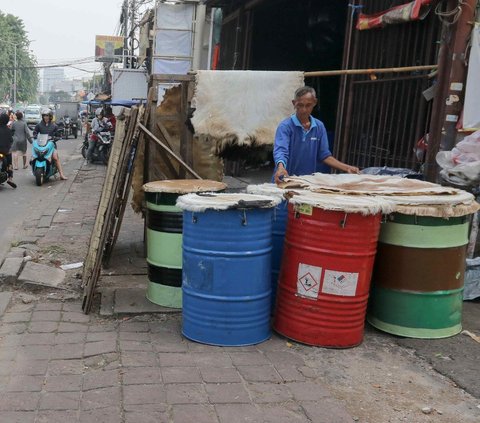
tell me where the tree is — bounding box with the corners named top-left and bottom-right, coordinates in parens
top-left (0, 12), bottom-right (39, 104)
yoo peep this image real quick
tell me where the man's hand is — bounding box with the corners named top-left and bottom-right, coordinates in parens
top-left (345, 165), bottom-right (360, 174)
top-left (274, 163), bottom-right (289, 185)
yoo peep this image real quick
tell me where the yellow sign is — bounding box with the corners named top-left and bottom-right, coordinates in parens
top-left (295, 204), bottom-right (313, 216)
top-left (95, 35), bottom-right (124, 62)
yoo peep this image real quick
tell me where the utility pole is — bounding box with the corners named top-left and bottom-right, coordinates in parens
top-left (425, 0), bottom-right (477, 182)
top-left (13, 44), bottom-right (17, 106)
top-left (130, 0), bottom-right (136, 68)
top-left (122, 0), bottom-right (129, 68)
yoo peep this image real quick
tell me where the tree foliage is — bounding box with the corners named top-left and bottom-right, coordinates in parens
top-left (0, 11), bottom-right (38, 104)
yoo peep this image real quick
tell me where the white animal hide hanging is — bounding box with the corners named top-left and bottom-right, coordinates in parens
top-left (191, 70), bottom-right (304, 152)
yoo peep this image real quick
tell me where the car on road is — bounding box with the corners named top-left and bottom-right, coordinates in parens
top-left (24, 106), bottom-right (42, 129)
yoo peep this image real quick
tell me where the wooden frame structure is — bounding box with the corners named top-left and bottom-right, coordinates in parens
top-left (82, 74), bottom-right (201, 314)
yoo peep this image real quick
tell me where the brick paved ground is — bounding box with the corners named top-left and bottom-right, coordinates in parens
top-left (0, 160), bottom-right (353, 422)
top-left (3, 159), bottom-right (480, 422)
top-left (0, 298), bottom-right (353, 423)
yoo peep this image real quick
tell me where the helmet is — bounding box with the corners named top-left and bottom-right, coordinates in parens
top-left (41, 108), bottom-right (53, 117)
top-left (95, 108), bottom-right (104, 117)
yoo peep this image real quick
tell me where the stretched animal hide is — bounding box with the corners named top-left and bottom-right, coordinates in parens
top-left (130, 85), bottom-right (224, 213)
top-left (281, 174), bottom-right (459, 196)
top-left (191, 70), bottom-right (304, 154)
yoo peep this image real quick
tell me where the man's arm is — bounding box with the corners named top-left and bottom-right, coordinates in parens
top-left (273, 122), bottom-right (290, 184)
top-left (33, 123), bottom-right (40, 138)
top-left (323, 156), bottom-right (359, 174)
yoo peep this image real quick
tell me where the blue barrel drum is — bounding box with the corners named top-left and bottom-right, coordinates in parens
top-left (177, 192), bottom-right (281, 346)
top-left (247, 184), bottom-right (289, 312)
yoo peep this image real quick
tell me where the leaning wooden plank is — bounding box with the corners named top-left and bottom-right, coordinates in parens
top-left (83, 111), bottom-right (136, 313)
top-left (82, 111), bottom-right (131, 311)
top-left (82, 111), bottom-right (130, 280)
top-left (103, 106), bottom-right (146, 265)
top-left (82, 108), bottom-right (137, 313)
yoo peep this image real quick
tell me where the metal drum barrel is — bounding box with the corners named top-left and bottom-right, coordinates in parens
top-left (177, 193), bottom-right (280, 346)
top-left (271, 201), bottom-right (288, 311)
top-left (143, 180), bottom-right (226, 308)
top-left (368, 213), bottom-right (469, 338)
top-left (247, 184), bottom-right (289, 312)
top-left (273, 193), bottom-right (393, 348)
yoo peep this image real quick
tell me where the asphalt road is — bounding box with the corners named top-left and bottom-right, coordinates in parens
top-left (0, 134), bottom-right (83, 261)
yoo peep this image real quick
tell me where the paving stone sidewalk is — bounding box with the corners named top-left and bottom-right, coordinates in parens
top-left (0, 161), bottom-right (353, 422)
top-left (0, 298), bottom-right (353, 423)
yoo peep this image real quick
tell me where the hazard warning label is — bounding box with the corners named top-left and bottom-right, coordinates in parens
top-left (297, 263), bottom-right (322, 300)
top-left (322, 270), bottom-right (358, 297)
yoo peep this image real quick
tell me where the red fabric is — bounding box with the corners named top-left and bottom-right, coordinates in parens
top-left (356, 0), bottom-right (433, 30)
top-left (212, 44), bottom-right (220, 70)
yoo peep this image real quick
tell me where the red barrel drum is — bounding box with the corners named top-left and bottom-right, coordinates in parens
top-left (274, 195), bottom-right (388, 348)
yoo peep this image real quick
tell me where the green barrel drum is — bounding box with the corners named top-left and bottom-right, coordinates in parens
top-left (143, 180), bottom-right (226, 308)
top-left (368, 212), bottom-right (470, 339)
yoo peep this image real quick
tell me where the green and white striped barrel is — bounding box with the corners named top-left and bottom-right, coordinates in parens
top-left (368, 213), bottom-right (469, 339)
top-left (143, 180), bottom-right (226, 308)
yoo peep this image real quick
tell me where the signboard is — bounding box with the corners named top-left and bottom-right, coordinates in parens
top-left (95, 35), bottom-right (124, 62)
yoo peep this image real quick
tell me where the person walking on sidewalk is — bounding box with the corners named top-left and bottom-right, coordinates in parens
top-left (0, 113), bottom-right (17, 188)
top-left (11, 111), bottom-right (32, 170)
top-left (273, 86), bottom-right (359, 184)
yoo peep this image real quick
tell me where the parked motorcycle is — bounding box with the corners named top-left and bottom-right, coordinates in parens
top-left (0, 152), bottom-right (9, 185)
top-left (70, 118), bottom-right (79, 139)
top-left (31, 134), bottom-right (60, 186)
top-left (57, 116), bottom-right (79, 139)
top-left (81, 126), bottom-right (112, 165)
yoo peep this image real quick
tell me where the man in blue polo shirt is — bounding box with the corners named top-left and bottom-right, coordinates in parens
top-left (273, 86), bottom-right (359, 184)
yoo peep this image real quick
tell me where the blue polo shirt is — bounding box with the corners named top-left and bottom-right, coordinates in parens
top-left (273, 114), bottom-right (332, 177)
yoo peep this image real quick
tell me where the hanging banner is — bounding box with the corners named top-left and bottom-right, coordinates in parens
top-left (95, 35), bottom-right (124, 62)
top-left (463, 23), bottom-right (480, 130)
top-left (356, 0), bottom-right (433, 31)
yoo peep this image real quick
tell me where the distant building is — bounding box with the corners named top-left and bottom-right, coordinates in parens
top-left (56, 79), bottom-right (84, 94)
top-left (41, 68), bottom-right (65, 94)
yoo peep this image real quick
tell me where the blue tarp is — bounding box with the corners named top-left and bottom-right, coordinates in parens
top-left (81, 99), bottom-right (143, 107)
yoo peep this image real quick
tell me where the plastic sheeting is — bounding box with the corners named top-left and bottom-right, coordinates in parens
top-left (154, 30), bottom-right (192, 57)
top-left (464, 257), bottom-right (480, 300)
top-left (156, 3), bottom-right (194, 30)
top-left (463, 23), bottom-right (480, 130)
top-left (436, 130), bottom-right (480, 186)
top-left (153, 58), bottom-right (191, 75)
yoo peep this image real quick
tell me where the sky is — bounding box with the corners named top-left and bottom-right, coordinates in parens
top-left (1, 1), bottom-right (125, 79)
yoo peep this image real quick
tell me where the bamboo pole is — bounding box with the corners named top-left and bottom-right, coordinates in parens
top-left (304, 64), bottom-right (437, 77)
top-left (138, 122), bottom-right (202, 180)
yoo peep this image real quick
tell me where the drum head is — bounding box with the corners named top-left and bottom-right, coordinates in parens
top-left (143, 179), bottom-right (227, 194)
top-left (176, 193), bottom-right (281, 212)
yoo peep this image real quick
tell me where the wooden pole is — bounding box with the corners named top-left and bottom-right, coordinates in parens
top-left (304, 64), bottom-right (437, 77)
top-left (439, 0), bottom-right (477, 152)
top-left (425, 0), bottom-right (476, 182)
top-left (138, 123), bottom-right (202, 180)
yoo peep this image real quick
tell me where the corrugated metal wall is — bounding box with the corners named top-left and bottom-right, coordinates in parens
top-left (334, 0), bottom-right (443, 169)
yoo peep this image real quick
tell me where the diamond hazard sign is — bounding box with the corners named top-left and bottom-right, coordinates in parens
top-left (297, 263), bottom-right (322, 300)
top-left (322, 270), bottom-right (358, 297)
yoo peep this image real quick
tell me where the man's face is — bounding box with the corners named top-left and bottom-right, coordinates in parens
top-left (292, 93), bottom-right (317, 121)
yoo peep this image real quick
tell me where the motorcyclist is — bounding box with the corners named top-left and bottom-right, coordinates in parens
top-left (87, 108), bottom-right (110, 163)
top-left (105, 106), bottom-right (116, 131)
top-left (33, 109), bottom-right (68, 180)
